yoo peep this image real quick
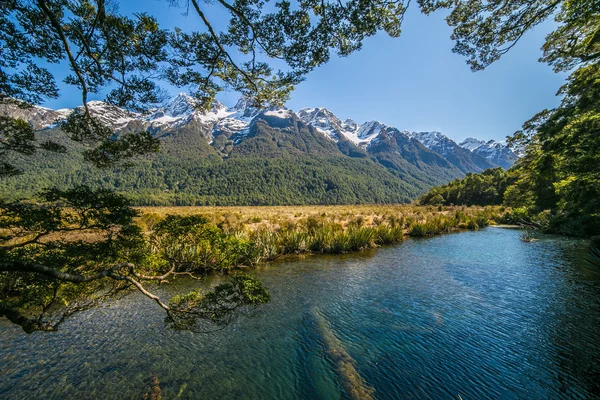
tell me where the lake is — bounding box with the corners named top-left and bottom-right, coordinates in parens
top-left (1, 228), bottom-right (599, 399)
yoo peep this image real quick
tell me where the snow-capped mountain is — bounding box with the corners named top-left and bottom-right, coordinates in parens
top-left (0, 103), bottom-right (71, 130)
top-left (297, 107), bottom-right (397, 147)
top-left (2, 93), bottom-right (237, 133)
top-left (143, 93), bottom-right (233, 134)
top-left (459, 137), bottom-right (485, 152)
top-left (459, 137), bottom-right (518, 169)
top-left (297, 107), bottom-right (360, 143)
top-left (407, 131), bottom-right (449, 150)
top-left (294, 108), bottom-right (516, 169)
top-left (76, 100), bottom-right (141, 131)
top-left (407, 131), bottom-right (497, 173)
top-left (0, 93), bottom-right (517, 174)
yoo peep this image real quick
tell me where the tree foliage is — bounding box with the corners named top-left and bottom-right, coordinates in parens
top-left (2, 0), bottom-right (414, 110)
top-left (420, 0), bottom-right (600, 71)
top-left (0, 187), bottom-right (269, 333)
top-left (506, 61), bottom-right (600, 235)
top-left (420, 0), bottom-right (600, 236)
top-left (2, 0), bottom-right (599, 333)
top-left (420, 168), bottom-right (514, 206)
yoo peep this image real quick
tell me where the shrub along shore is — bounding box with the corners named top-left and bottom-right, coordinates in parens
top-left (137, 205), bottom-right (509, 270)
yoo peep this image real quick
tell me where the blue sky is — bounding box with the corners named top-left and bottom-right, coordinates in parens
top-left (42, 1), bottom-right (566, 143)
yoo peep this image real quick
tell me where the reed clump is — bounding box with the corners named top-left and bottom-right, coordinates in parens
top-left (136, 205), bottom-right (507, 263)
top-left (407, 212), bottom-right (491, 238)
top-left (520, 232), bottom-right (538, 242)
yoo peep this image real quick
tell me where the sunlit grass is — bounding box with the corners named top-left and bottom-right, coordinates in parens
top-left (135, 205), bottom-right (507, 259)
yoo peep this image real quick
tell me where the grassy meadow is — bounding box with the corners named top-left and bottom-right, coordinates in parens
top-left (136, 204), bottom-right (507, 231)
top-left (135, 205), bottom-right (510, 263)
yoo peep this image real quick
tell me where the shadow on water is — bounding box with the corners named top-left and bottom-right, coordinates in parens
top-left (1, 228), bottom-right (600, 399)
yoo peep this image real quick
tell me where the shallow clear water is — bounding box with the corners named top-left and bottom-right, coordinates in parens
top-left (1, 228), bottom-right (600, 399)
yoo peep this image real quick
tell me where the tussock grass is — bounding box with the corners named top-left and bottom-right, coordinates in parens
top-left (135, 205), bottom-right (506, 261)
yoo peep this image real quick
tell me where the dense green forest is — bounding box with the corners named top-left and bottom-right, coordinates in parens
top-left (0, 115), bottom-right (460, 206)
top-left (2, 151), bottom-right (420, 206)
top-left (420, 59), bottom-right (600, 237)
top-left (419, 168), bottom-right (514, 207)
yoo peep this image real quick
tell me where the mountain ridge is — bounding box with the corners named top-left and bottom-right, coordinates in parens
top-left (1, 94), bottom-right (517, 166)
top-left (0, 94), bottom-right (519, 206)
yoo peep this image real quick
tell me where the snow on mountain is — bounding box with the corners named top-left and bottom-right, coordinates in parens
top-left (211, 98), bottom-right (263, 141)
top-left (232, 97), bottom-right (261, 117)
top-left (297, 107), bottom-right (360, 142)
top-left (2, 93), bottom-right (515, 170)
top-left (2, 93), bottom-right (236, 133)
top-left (222, 109), bottom-right (299, 144)
top-left (79, 100), bottom-right (141, 130)
top-left (264, 109), bottom-right (295, 118)
top-left (145, 93), bottom-right (234, 131)
top-left (407, 131), bottom-right (520, 170)
top-left (212, 117), bottom-right (252, 139)
top-left (354, 121), bottom-right (386, 144)
top-left (296, 107), bottom-right (399, 147)
top-left (164, 93), bottom-right (196, 117)
top-left (407, 131), bottom-right (500, 172)
top-left (0, 103), bottom-right (72, 130)
top-left (343, 119), bottom-right (359, 133)
top-left (407, 131), bottom-right (456, 154)
top-left (459, 137), bottom-right (502, 153)
top-left (475, 140), bottom-right (518, 168)
top-left (459, 137), bottom-right (518, 169)
top-left (459, 137), bottom-right (486, 152)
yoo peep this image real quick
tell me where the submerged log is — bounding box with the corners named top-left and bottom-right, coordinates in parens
top-left (311, 307), bottom-right (375, 400)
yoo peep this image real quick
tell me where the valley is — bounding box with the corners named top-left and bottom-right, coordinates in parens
top-left (0, 95), bottom-right (518, 205)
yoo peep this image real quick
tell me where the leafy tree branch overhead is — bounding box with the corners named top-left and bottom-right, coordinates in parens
top-left (2, 0), bottom-right (412, 112)
top-left (419, 0), bottom-right (599, 72)
top-left (2, 0), bottom-right (598, 333)
top-left (0, 187), bottom-right (270, 333)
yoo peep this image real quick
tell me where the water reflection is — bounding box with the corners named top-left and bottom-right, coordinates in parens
top-left (0, 228), bottom-right (598, 399)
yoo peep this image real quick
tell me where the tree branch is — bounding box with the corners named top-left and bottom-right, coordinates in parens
top-left (0, 260), bottom-right (133, 283)
top-left (0, 304), bottom-right (55, 333)
top-left (189, 0), bottom-right (259, 91)
top-left (37, 0), bottom-right (91, 114)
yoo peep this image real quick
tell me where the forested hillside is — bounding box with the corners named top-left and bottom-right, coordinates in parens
top-left (0, 116), bottom-right (426, 205)
top-left (419, 168), bottom-right (514, 207)
top-left (1, 98), bottom-right (511, 205)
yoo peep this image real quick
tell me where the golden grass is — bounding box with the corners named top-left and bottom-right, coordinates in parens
top-left (1, 205), bottom-right (506, 249)
top-left (135, 204), bottom-right (503, 233)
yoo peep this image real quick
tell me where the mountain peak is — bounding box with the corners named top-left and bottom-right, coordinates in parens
top-left (458, 137), bottom-right (517, 169)
top-left (297, 107), bottom-right (347, 141)
top-left (231, 97), bottom-right (261, 118)
top-left (357, 120), bottom-right (385, 140)
top-left (408, 131), bottom-right (452, 149)
top-left (458, 137), bottom-right (486, 151)
top-left (164, 93), bottom-right (198, 117)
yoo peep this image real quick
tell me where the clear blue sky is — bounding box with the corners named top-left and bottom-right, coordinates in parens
top-left (42, 1), bottom-right (566, 143)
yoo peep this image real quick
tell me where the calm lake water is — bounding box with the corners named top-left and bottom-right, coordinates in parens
top-left (1, 228), bottom-right (599, 399)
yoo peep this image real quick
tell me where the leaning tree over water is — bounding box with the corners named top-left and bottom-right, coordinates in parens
top-left (2, 0), bottom-right (596, 332)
